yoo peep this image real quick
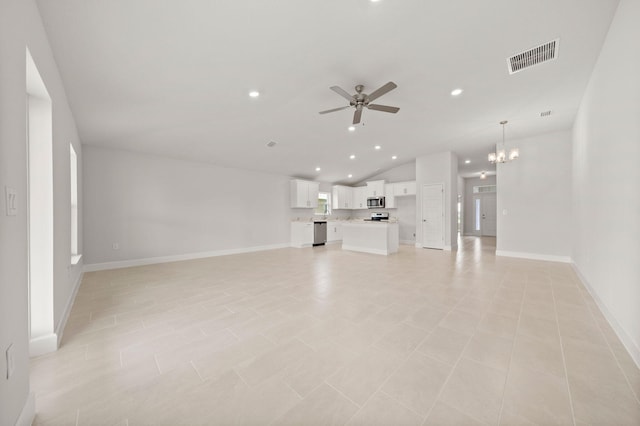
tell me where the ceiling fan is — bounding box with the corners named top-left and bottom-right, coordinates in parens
top-left (319, 82), bottom-right (400, 125)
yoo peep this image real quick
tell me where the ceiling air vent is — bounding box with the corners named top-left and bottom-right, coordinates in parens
top-left (540, 110), bottom-right (552, 117)
top-left (266, 141), bottom-right (277, 147)
top-left (507, 38), bottom-right (559, 74)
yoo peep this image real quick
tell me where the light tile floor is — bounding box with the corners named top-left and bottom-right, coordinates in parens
top-left (31, 237), bottom-right (640, 425)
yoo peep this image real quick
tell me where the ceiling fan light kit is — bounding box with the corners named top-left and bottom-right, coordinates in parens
top-left (319, 81), bottom-right (400, 125)
top-left (489, 120), bottom-right (519, 164)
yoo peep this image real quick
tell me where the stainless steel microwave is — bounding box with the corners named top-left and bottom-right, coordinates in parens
top-left (367, 196), bottom-right (385, 209)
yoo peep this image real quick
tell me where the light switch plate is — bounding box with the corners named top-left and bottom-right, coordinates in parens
top-left (5, 186), bottom-right (17, 216)
top-left (6, 343), bottom-right (15, 379)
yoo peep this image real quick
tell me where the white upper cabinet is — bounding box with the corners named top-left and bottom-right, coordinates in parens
top-left (332, 185), bottom-right (354, 210)
top-left (394, 181), bottom-right (416, 196)
top-left (366, 180), bottom-right (385, 197)
top-left (353, 186), bottom-right (368, 209)
top-left (290, 179), bottom-right (319, 208)
top-left (385, 183), bottom-right (395, 208)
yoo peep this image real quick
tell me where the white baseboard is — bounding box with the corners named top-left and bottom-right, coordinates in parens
top-left (400, 239), bottom-right (415, 245)
top-left (290, 243), bottom-right (313, 248)
top-left (84, 243), bottom-right (290, 272)
top-left (29, 333), bottom-right (57, 357)
top-left (496, 250), bottom-right (571, 263)
top-left (572, 263), bottom-right (640, 369)
top-left (15, 392), bottom-right (35, 426)
top-left (56, 268), bottom-right (84, 346)
top-left (415, 242), bottom-right (422, 248)
top-left (341, 245), bottom-right (396, 256)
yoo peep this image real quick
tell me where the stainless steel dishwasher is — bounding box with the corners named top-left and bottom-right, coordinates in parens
top-left (313, 221), bottom-right (327, 246)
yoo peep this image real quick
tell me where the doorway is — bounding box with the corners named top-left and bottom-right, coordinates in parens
top-left (473, 193), bottom-right (497, 237)
top-left (26, 48), bottom-right (56, 356)
top-left (421, 183), bottom-right (444, 249)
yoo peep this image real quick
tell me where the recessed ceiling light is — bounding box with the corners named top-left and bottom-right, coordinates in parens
top-left (370, 0), bottom-right (381, 3)
top-left (464, 159), bottom-right (471, 164)
top-left (348, 126), bottom-right (356, 132)
top-left (315, 167), bottom-right (321, 172)
top-left (348, 174), bottom-right (353, 178)
top-left (249, 91), bottom-right (260, 98)
top-left (349, 155), bottom-right (355, 159)
top-left (451, 88), bottom-right (463, 96)
top-left (391, 155), bottom-right (397, 160)
top-left (374, 145), bottom-right (381, 150)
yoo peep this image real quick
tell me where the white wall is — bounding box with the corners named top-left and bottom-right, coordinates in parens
top-left (395, 196), bottom-right (416, 244)
top-left (496, 130), bottom-right (572, 261)
top-left (416, 151), bottom-right (458, 250)
top-left (83, 146), bottom-right (292, 266)
top-left (572, 0), bottom-right (640, 364)
top-left (463, 176), bottom-right (497, 236)
top-left (356, 160), bottom-right (416, 184)
top-left (0, 0), bottom-right (83, 423)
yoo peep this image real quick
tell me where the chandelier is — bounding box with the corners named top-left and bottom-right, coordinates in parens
top-left (488, 120), bottom-right (519, 164)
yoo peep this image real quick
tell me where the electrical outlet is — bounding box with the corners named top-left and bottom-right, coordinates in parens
top-left (112, 243), bottom-right (120, 250)
top-left (6, 343), bottom-right (15, 379)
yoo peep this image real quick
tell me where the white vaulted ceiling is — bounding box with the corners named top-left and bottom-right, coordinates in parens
top-left (36, 0), bottom-right (619, 183)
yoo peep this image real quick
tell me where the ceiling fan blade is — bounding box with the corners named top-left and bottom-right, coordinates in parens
top-left (367, 104), bottom-right (400, 113)
top-left (353, 108), bottom-right (363, 125)
top-left (330, 86), bottom-right (355, 102)
top-left (367, 81), bottom-right (397, 102)
top-left (319, 106), bottom-right (351, 114)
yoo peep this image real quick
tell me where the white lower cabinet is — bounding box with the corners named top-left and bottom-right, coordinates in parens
top-left (290, 222), bottom-right (314, 247)
top-left (327, 221), bottom-right (343, 242)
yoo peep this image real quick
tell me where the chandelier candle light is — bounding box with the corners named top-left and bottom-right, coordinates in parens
top-left (489, 120), bottom-right (519, 164)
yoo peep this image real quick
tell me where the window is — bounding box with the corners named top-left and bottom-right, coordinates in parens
top-left (70, 143), bottom-right (80, 262)
top-left (473, 185), bottom-right (496, 194)
top-left (315, 192), bottom-right (331, 215)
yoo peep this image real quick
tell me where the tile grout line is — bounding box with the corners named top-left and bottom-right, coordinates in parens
top-left (190, 361), bottom-right (205, 382)
top-left (578, 285), bottom-right (640, 406)
top-left (550, 279), bottom-right (578, 426)
top-left (417, 288), bottom-right (481, 425)
top-left (281, 380), bottom-right (304, 401)
top-left (350, 287), bottom-right (475, 424)
top-left (496, 278), bottom-right (528, 425)
top-left (378, 388), bottom-right (430, 421)
top-left (153, 354), bottom-right (162, 375)
top-left (323, 380), bottom-right (364, 410)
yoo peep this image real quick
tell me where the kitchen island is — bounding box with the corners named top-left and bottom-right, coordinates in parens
top-left (342, 221), bottom-right (399, 255)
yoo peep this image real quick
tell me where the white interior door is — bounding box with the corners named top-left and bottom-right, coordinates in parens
top-left (422, 183), bottom-right (444, 249)
top-left (481, 193), bottom-right (497, 236)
